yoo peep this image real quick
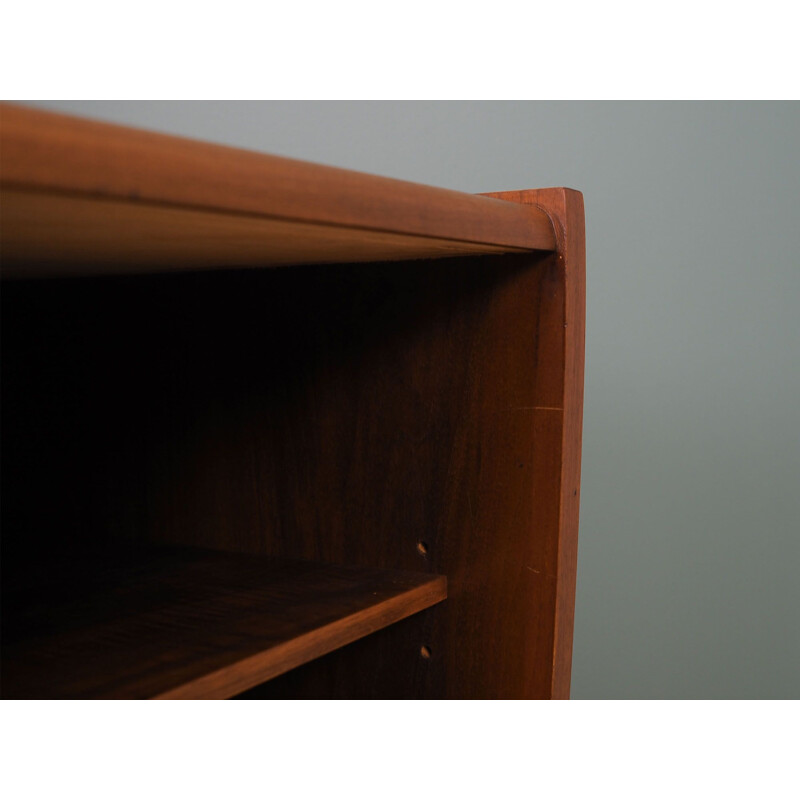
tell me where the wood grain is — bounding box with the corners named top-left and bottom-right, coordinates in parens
top-left (2, 225), bottom-right (584, 698)
top-left (0, 103), bottom-right (556, 278)
top-left (239, 189), bottom-right (585, 699)
top-left (482, 188), bottom-right (586, 698)
top-left (0, 188), bottom-right (523, 277)
top-left (0, 105), bottom-right (584, 699)
top-left (1, 546), bottom-right (446, 699)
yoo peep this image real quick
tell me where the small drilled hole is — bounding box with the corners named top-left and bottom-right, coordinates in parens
top-left (420, 645), bottom-right (431, 659)
top-left (416, 541), bottom-right (428, 557)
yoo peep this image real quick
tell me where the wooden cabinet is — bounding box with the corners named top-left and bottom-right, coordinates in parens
top-left (0, 103), bottom-right (585, 699)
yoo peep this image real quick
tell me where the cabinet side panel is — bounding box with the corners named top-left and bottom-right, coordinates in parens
top-left (483, 188), bottom-right (586, 697)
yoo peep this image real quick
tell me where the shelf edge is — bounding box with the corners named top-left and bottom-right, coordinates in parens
top-left (154, 574), bottom-right (447, 700)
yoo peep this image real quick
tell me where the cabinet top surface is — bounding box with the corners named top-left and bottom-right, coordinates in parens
top-left (0, 104), bottom-right (557, 276)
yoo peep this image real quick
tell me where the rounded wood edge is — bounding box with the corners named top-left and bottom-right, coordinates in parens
top-left (0, 103), bottom-right (557, 253)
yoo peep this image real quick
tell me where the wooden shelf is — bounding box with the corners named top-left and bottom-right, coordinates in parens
top-left (0, 104), bottom-right (555, 277)
top-left (1, 547), bottom-right (446, 699)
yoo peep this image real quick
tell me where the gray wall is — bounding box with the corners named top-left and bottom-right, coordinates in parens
top-left (24, 101), bottom-right (800, 699)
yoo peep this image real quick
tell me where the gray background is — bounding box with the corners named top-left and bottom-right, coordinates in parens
top-left (23, 101), bottom-right (800, 699)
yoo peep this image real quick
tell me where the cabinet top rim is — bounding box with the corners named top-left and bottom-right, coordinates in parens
top-left (0, 103), bottom-right (557, 255)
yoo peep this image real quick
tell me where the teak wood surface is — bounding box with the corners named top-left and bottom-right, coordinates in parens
top-left (0, 105), bottom-right (585, 699)
top-left (484, 187), bottom-right (586, 697)
top-left (0, 104), bottom-right (555, 276)
top-left (2, 547), bottom-right (446, 699)
top-left (1, 188), bottom-right (524, 276)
